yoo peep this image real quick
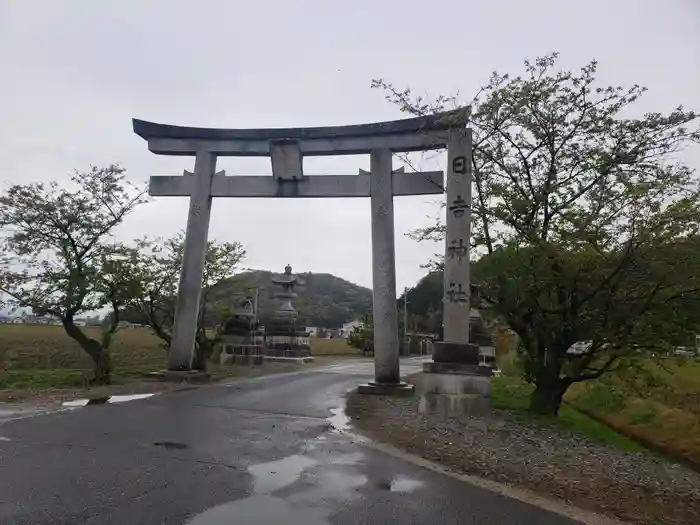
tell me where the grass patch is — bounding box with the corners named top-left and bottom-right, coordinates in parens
top-left (628, 404), bottom-right (659, 426)
top-left (492, 374), bottom-right (646, 453)
top-left (0, 369), bottom-right (90, 390)
top-left (309, 337), bottom-right (359, 356)
top-left (571, 380), bottom-right (628, 414)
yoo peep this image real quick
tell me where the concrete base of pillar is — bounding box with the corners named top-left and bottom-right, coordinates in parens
top-left (145, 370), bottom-right (211, 383)
top-left (357, 381), bottom-right (415, 397)
top-left (418, 393), bottom-right (491, 417)
top-left (263, 356), bottom-right (315, 364)
top-left (432, 341), bottom-right (481, 364)
top-left (422, 361), bottom-right (493, 377)
top-left (417, 370), bottom-right (491, 396)
top-left (418, 355), bottom-right (493, 416)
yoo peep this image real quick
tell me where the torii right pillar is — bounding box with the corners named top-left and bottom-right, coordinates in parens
top-left (422, 128), bottom-right (493, 404)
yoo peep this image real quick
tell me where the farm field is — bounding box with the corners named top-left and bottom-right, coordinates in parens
top-left (0, 324), bottom-right (359, 393)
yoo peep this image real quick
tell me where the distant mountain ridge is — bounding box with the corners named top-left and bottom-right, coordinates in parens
top-left (213, 270), bottom-right (372, 328)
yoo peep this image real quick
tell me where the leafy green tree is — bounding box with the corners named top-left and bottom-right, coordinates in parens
top-left (347, 314), bottom-right (374, 354)
top-left (375, 53), bottom-right (700, 414)
top-left (0, 165), bottom-right (146, 384)
top-left (125, 233), bottom-right (246, 370)
top-left (399, 272), bottom-right (445, 337)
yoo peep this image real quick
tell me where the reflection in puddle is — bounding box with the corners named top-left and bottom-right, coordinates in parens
top-left (61, 393), bottom-right (156, 408)
top-left (184, 404), bottom-right (421, 525)
top-left (184, 443), bottom-right (421, 525)
top-left (389, 477), bottom-right (423, 492)
top-left (315, 470), bottom-right (367, 495)
top-left (0, 436), bottom-right (11, 442)
top-left (185, 455), bottom-right (329, 525)
top-left (184, 495), bottom-right (329, 525)
top-left (327, 407), bottom-right (350, 431)
top-left (248, 454), bottom-right (317, 494)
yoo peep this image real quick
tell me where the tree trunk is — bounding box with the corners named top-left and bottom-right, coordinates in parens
top-left (192, 344), bottom-right (209, 371)
top-left (192, 336), bottom-right (219, 371)
top-left (89, 345), bottom-right (112, 385)
top-left (528, 378), bottom-right (571, 416)
top-left (62, 317), bottom-right (112, 385)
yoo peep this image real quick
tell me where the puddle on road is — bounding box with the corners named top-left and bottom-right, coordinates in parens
top-left (185, 454), bottom-right (326, 525)
top-left (185, 495), bottom-right (329, 525)
top-left (389, 476), bottom-right (424, 492)
top-left (184, 442), bottom-right (421, 525)
top-left (249, 454), bottom-right (317, 494)
top-left (61, 393), bottom-right (157, 408)
top-left (327, 406), bottom-right (350, 432)
top-left (370, 474), bottom-right (424, 493)
top-left (0, 436), bottom-right (11, 442)
top-left (183, 397), bottom-right (419, 525)
top-left (313, 470), bottom-right (367, 496)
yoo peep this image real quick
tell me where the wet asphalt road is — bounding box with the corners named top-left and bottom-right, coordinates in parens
top-left (0, 359), bottom-right (581, 525)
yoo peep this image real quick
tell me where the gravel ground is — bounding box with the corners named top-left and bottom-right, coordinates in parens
top-left (346, 393), bottom-right (700, 525)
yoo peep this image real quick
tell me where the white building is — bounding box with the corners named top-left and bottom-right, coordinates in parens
top-left (340, 319), bottom-right (363, 339)
top-left (306, 326), bottom-right (320, 337)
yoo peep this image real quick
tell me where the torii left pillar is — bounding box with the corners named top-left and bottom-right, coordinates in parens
top-left (168, 151), bottom-right (216, 372)
top-left (357, 149), bottom-right (413, 395)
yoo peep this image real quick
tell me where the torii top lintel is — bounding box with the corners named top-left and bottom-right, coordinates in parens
top-left (132, 108), bottom-right (470, 157)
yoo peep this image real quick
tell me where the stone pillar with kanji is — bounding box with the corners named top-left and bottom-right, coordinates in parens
top-left (423, 128), bottom-right (493, 388)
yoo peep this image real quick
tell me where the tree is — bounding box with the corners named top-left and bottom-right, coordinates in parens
top-left (374, 53), bottom-right (700, 415)
top-left (126, 233), bottom-right (246, 370)
top-left (399, 272), bottom-right (445, 337)
top-left (347, 314), bottom-right (374, 354)
top-left (0, 165), bottom-right (147, 384)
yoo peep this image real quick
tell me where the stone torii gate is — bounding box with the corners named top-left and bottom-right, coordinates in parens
top-left (132, 110), bottom-right (474, 394)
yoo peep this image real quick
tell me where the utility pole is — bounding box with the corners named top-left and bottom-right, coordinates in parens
top-left (253, 286), bottom-right (260, 320)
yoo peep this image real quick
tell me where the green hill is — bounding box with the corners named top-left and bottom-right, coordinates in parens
top-left (213, 270), bottom-right (372, 328)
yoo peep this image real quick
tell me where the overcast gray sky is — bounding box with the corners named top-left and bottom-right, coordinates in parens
top-left (1, 0), bottom-right (698, 291)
